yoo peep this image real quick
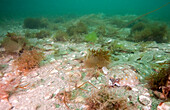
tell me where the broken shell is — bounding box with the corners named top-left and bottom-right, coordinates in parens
top-left (157, 102), bottom-right (170, 110)
top-left (139, 95), bottom-right (151, 106)
top-left (102, 67), bottom-right (109, 75)
top-left (75, 96), bottom-right (84, 103)
top-left (54, 89), bottom-right (60, 95)
top-left (51, 69), bottom-right (58, 74)
top-left (31, 72), bottom-right (39, 77)
top-left (142, 106), bottom-right (151, 110)
top-left (132, 88), bottom-right (139, 92)
top-left (44, 94), bottom-right (53, 100)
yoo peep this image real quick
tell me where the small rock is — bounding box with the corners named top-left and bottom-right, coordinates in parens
top-left (139, 95), bottom-right (151, 106)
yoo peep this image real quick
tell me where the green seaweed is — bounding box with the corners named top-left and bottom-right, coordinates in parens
top-left (85, 32), bottom-right (98, 43)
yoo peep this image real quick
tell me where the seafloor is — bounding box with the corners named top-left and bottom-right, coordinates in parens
top-left (0, 14), bottom-right (170, 110)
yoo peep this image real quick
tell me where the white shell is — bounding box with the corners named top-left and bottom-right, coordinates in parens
top-left (139, 95), bottom-right (151, 106)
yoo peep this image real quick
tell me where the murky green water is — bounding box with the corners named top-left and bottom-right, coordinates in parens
top-left (0, 0), bottom-right (170, 20)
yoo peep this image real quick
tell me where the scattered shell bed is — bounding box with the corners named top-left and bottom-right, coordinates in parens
top-left (0, 16), bottom-right (170, 110)
top-left (0, 40), bottom-right (166, 110)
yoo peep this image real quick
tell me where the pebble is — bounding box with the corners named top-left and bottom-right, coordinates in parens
top-left (139, 95), bottom-right (151, 106)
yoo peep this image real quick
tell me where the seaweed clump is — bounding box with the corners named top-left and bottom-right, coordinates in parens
top-left (13, 49), bottom-right (44, 73)
top-left (23, 18), bottom-right (48, 29)
top-left (2, 32), bottom-right (29, 53)
top-left (0, 74), bottom-right (21, 101)
top-left (145, 63), bottom-right (170, 99)
top-left (24, 30), bottom-right (36, 38)
top-left (35, 30), bottom-right (51, 38)
top-left (95, 25), bottom-right (106, 37)
top-left (66, 21), bottom-right (87, 36)
top-left (146, 64), bottom-right (169, 90)
top-left (52, 30), bottom-right (68, 41)
top-left (84, 49), bottom-right (111, 68)
top-left (85, 88), bottom-right (128, 110)
top-left (129, 22), bottom-right (167, 43)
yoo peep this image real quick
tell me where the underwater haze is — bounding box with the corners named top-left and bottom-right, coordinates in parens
top-left (0, 0), bottom-right (170, 20)
top-left (0, 0), bottom-right (170, 110)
